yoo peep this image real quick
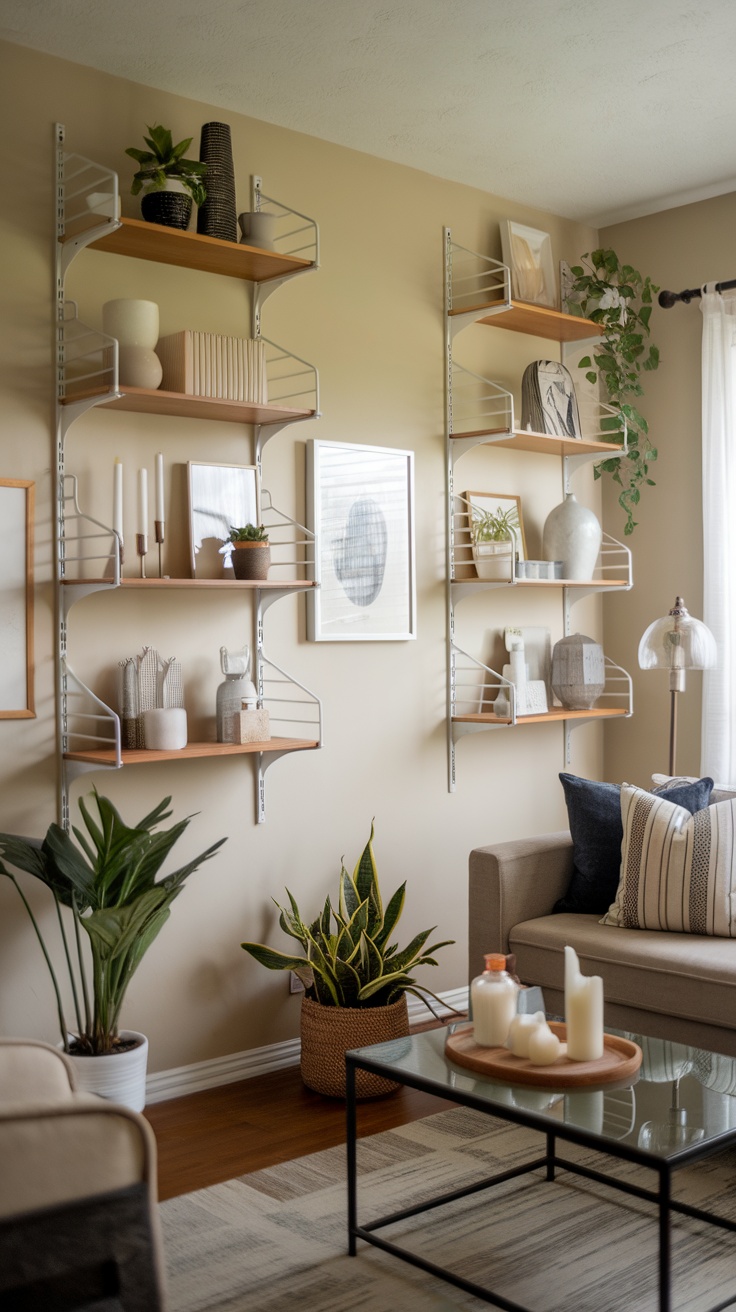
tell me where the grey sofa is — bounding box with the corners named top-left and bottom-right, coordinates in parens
top-left (469, 831), bottom-right (736, 1058)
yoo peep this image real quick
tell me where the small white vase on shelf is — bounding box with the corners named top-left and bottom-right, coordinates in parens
top-left (542, 492), bottom-right (601, 581)
top-left (102, 298), bottom-right (163, 390)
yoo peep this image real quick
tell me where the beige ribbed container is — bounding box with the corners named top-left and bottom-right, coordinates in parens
top-left (300, 995), bottom-right (410, 1100)
top-left (64, 1030), bottom-right (148, 1112)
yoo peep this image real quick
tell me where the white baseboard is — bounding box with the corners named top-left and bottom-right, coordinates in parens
top-left (145, 986), bottom-right (469, 1105)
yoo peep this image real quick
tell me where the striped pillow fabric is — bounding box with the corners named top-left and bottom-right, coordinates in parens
top-left (602, 784), bottom-right (736, 936)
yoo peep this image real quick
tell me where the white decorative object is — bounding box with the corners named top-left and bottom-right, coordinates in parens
top-left (63, 1031), bottom-right (148, 1113)
top-left (500, 220), bottom-right (556, 307)
top-left (564, 945), bottom-right (604, 1061)
top-left (527, 1023), bottom-right (563, 1065)
top-left (507, 1010), bottom-right (546, 1058)
top-left (235, 706), bottom-right (270, 743)
top-left (216, 646), bottom-right (257, 743)
top-left (102, 298), bottom-right (163, 390)
top-left (552, 633), bottom-right (605, 709)
top-left (473, 540), bottom-right (514, 581)
top-left (238, 211), bottom-right (279, 249)
top-left (142, 707), bottom-right (187, 750)
top-left (471, 953), bottom-right (519, 1047)
top-left (542, 492), bottom-right (601, 580)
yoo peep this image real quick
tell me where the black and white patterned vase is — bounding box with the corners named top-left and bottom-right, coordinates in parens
top-left (196, 121), bottom-right (237, 243)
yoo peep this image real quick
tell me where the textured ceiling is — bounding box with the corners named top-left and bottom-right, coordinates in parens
top-left (3, 0), bottom-right (736, 224)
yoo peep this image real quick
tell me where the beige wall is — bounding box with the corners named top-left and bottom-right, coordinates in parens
top-left (601, 192), bottom-right (736, 786)
top-left (1, 40), bottom-right (615, 1072)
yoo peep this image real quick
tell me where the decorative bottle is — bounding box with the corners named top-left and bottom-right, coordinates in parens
top-left (471, 953), bottom-right (519, 1047)
top-left (542, 492), bottom-right (602, 580)
top-left (215, 646), bottom-right (257, 743)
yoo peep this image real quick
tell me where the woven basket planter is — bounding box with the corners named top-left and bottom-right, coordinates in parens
top-left (231, 542), bottom-right (270, 580)
top-left (300, 994), bottom-right (410, 1100)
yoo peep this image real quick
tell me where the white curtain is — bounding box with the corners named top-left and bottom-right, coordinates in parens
top-left (701, 285), bottom-right (736, 780)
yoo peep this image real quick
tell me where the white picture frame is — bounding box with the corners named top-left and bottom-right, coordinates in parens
top-left (187, 462), bottom-right (260, 578)
top-left (0, 479), bottom-right (34, 718)
top-left (500, 220), bottom-right (556, 308)
top-left (306, 440), bottom-right (416, 641)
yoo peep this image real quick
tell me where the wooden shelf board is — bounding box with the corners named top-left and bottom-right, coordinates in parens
top-left (61, 577), bottom-right (316, 590)
top-left (62, 216), bottom-right (314, 282)
top-left (60, 384), bottom-right (315, 426)
top-left (453, 708), bottom-right (629, 727)
top-left (451, 578), bottom-right (630, 590)
top-left (64, 737), bottom-right (319, 766)
top-left (451, 428), bottom-right (624, 458)
top-left (449, 298), bottom-right (601, 342)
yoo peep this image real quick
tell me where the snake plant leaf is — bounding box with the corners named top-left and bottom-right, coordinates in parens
top-left (353, 820), bottom-right (383, 927)
top-left (338, 860), bottom-right (361, 921)
top-left (239, 941), bottom-right (312, 973)
top-left (373, 882), bottom-right (406, 949)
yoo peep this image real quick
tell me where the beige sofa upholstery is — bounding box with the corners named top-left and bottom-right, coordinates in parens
top-left (469, 832), bottom-right (736, 1057)
top-left (0, 1038), bottom-right (166, 1309)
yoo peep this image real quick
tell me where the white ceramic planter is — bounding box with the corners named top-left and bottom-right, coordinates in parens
top-left (64, 1030), bottom-right (148, 1112)
top-left (472, 541), bottom-right (514, 581)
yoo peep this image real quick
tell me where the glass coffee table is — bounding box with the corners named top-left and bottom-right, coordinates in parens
top-left (346, 1023), bottom-right (736, 1312)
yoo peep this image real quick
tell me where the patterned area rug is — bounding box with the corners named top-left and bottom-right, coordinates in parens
top-left (160, 1106), bottom-right (736, 1311)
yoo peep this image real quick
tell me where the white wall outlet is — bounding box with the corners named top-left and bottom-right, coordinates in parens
top-left (289, 971), bottom-right (305, 994)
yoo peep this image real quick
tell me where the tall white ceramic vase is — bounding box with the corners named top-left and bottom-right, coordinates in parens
top-left (542, 492), bottom-right (602, 581)
top-left (102, 298), bottom-right (163, 390)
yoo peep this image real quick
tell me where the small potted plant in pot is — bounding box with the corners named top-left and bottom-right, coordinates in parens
top-left (227, 524), bottom-right (271, 581)
top-left (126, 124), bottom-right (207, 230)
top-left (241, 821), bottom-right (455, 1099)
top-left (0, 790), bottom-right (225, 1111)
top-left (470, 504), bottom-right (520, 580)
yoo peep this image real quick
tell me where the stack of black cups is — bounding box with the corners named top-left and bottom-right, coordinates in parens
top-left (196, 122), bottom-right (237, 242)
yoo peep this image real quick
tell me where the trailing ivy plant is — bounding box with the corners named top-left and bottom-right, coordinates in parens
top-left (565, 248), bottom-right (660, 535)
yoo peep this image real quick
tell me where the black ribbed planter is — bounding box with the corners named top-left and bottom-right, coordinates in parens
top-left (141, 190), bottom-right (193, 231)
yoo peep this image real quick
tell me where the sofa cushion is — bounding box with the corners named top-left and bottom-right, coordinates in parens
top-left (553, 773), bottom-right (714, 916)
top-left (652, 773), bottom-right (736, 805)
top-left (603, 784), bottom-right (736, 937)
top-left (509, 913), bottom-right (736, 1033)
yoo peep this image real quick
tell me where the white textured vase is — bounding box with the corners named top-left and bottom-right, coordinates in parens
top-left (542, 492), bottom-right (601, 581)
top-left (63, 1030), bottom-right (148, 1112)
top-left (102, 298), bottom-right (163, 390)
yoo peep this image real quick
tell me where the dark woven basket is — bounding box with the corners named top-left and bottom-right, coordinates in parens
top-left (300, 995), bottom-right (410, 1100)
top-left (230, 543), bottom-right (270, 580)
top-left (141, 191), bottom-right (193, 231)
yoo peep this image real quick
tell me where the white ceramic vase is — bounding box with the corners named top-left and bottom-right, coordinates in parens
top-left (142, 707), bottom-right (188, 750)
top-left (542, 492), bottom-right (601, 581)
top-left (63, 1030), bottom-right (148, 1112)
top-left (102, 298), bottom-right (163, 390)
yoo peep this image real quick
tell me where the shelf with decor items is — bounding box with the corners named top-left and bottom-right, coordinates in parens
top-left (54, 125), bottom-right (323, 827)
top-left (443, 229), bottom-right (633, 789)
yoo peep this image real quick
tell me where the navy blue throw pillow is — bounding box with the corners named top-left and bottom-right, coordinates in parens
top-left (553, 773), bottom-right (714, 915)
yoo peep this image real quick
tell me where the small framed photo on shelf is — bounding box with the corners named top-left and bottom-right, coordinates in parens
top-left (500, 220), bottom-right (556, 308)
top-left (464, 490), bottom-right (527, 559)
top-left (306, 439), bottom-right (416, 641)
top-left (187, 461), bottom-right (260, 578)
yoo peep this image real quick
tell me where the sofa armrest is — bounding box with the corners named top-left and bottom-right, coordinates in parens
top-left (468, 831), bottom-right (573, 981)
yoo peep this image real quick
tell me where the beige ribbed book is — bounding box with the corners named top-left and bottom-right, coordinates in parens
top-left (155, 332), bottom-right (267, 402)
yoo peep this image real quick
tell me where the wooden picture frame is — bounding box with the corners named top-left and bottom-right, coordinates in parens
top-left (464, 490), bottom-right (527, 561)
top-left (500, 220), bottom-right (556, 308)
top-left (0, 479), bottom-right (34, 718)
top-left (187, 462), bottom-right (260, 578)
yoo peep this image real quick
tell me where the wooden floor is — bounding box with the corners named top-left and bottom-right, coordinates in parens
top-left (145, 1033), bottom-right (459, 1200)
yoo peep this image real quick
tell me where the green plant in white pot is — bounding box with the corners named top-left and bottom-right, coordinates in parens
top-left (241, 821), bottom-right (454, 1098)
top-left (565, 248), bottom-right (660, 535)
top-left (470, 504), bottom-right (520, 580)
top-left (0, 790), bottom-right (225, 1109)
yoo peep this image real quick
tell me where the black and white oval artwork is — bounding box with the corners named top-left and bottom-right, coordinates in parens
top-left (332, 496), bottom-right (387, 607)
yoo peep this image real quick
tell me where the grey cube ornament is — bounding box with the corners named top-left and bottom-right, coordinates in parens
top-left (551, 633), bottom-right (605, 709)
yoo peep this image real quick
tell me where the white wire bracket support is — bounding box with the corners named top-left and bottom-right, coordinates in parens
top-left (255, 650), bottom-right (323, 823)
top-left (254, 336), bottom-right (321, 470)
top-left (56, 125), bottom-right (122, 282)
top-left (563, 656), bottom-right (634, 766)
top-left (59, 663), bottom-right (121, 828)
top-left (249, 175), bottom-right (319, 338)
top-left (57, 475), bottom-right (121, 616)
top-left (444, 228), bottom-right (511, 340)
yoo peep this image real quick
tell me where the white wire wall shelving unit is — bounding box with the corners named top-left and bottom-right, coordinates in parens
top-left (443, 229), bottom-right (634, 790)
top-left (55, 124), bottom-right (323, 827)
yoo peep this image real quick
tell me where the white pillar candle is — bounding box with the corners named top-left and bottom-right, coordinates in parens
top-left (137, 467), bottom-right (148, 536)
top-left (527, 1023), bottom-right (562, 1066)
top-left (113, 457), bottom-right (123, 545)
top-left (155, 452), bottom-right (164, 523)
top-left (564, 945), bottom-right (604, 1061)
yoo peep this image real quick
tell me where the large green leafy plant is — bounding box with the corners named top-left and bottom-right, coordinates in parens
top-left (566, 248), bottom-right (660, 535)
top-left (242, 822), bottom-right (453, 1010)
top-left (0, 791), bottom-right (225, 1055)
top-left (126, 124), bottom-right (207, 205)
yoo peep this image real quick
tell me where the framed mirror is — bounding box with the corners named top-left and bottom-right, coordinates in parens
top-left (187, 462), bottom-right (260, 579)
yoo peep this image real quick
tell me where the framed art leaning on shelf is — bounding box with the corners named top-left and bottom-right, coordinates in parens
top-left (306, 440), bottom-right (416, 641)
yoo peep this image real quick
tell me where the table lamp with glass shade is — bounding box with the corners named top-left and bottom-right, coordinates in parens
top-left (638, 596), bottom-right (717, 775)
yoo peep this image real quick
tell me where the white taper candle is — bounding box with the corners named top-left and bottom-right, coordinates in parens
top-left (113, 457), bottom-right (123, 545)
top-left (137, 467), bottom-right (148, 536)
top-left (155, 452), bottom-right (164, 523)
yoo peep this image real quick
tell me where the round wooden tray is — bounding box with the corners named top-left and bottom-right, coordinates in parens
top-left (445, 1022), bottom-right (642, 1088)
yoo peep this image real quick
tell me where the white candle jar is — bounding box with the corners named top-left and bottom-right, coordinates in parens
top-left (471, 953), bottom-right (519, 1047)
top-left (102, 299), bottom-right (163, 390)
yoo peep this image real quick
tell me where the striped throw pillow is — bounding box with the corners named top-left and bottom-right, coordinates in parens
top-left (602, 784), bottom-right (736, 936)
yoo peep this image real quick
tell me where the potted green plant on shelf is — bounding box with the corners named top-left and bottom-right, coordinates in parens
top-left (227, 523), bottom-right (271, 581)
top-left (126, 123), bottom-right (207, 231)
top-left (564, 248), bottom-right (660, 535)
top-left (0, 790), bottom-right (226, 1110)
top-left (470, 504), bottom-right (520, 580)
top-left (241, 821), bottom-right (454, 1098)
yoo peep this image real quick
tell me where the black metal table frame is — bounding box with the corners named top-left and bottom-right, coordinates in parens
top-left (346, 1049), bottom-right (736, 1312)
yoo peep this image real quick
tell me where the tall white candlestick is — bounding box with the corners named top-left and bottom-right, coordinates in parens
top-left (113, 457), bottom-right (124, 555)
top-left (564, 945), bottom-right (604, 1061)
top-left (137, 467), bottom-right (148, 536)
top-left (155, 452), bottom-right (164, 523)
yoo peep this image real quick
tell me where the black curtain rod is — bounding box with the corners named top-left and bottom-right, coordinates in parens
top-left (659, 278), bottom-right (736, 308)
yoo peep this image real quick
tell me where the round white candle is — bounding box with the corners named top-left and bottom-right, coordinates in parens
top-left (155, 452), bottom-right (164, 523)
top-left (564, 944), bottom-right (604, 1061)
top-left (507, 1011), bottom-right (545, 1058)
top-left (527, 1024), bottom-right (562, 1065)
top-left (113, 457), bottom-right (123, 544)
top-left (137, 467), bottom-right (148, 536)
